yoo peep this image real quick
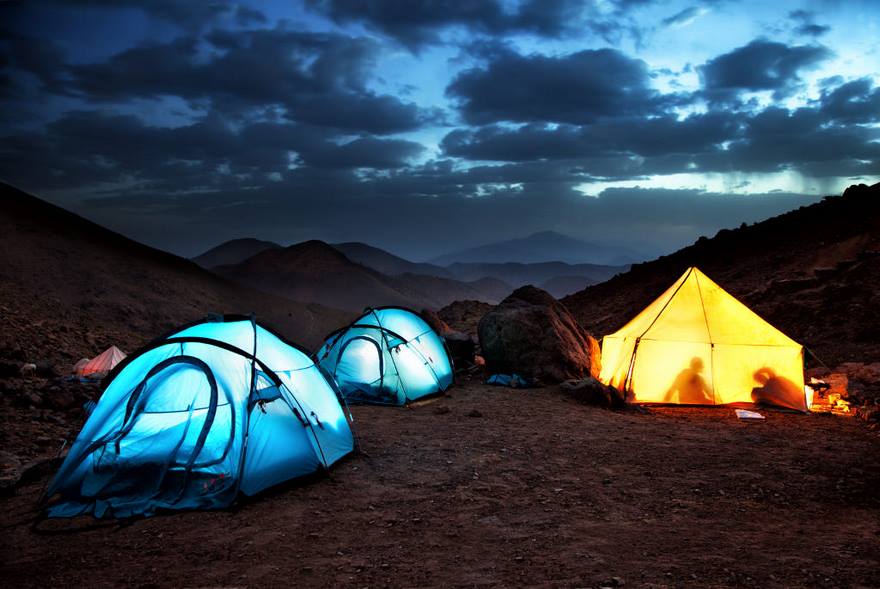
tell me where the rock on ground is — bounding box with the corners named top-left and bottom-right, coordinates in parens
top-left (559, 376), bottom-right (627, 408)
top-left (478, 286), bottom-right (600, 384)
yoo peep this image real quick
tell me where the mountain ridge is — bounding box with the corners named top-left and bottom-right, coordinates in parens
top-left (193, 238), bottom-right (281, 268)
top-left (214, 240), bottom-right (511, 311)
top-left (429, 230), bottom-right (642, 266)
top-left (562, 182), bottom-right (880, 365)
top-left (194, 236), bottom-right (627, 297)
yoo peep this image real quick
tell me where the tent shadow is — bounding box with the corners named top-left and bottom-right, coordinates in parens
top-left (233, 450), bottom-right (362, 507)
top-left (30, 452), bottom-right (364, 533)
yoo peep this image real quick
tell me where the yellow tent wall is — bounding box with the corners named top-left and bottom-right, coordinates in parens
top-left (599, 267), bottom-right (807, 411)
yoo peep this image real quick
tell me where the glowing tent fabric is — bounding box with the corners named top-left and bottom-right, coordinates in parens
top-left (46, 316), bottom-right (354, 518)
top-left (76, 345), bottom-right (126, 378)
top-left (316, 307), bottom-right (453, 405)
top-left (600, 267), bottom-right (807, 411)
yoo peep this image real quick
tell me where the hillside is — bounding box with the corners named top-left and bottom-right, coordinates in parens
top-left (446, 261), bottom-right (628, 297)
top-left (192, 238), bottom-right (281, 268)
top-left (333, 242), bottom-right (453, 278)
top-left (562, 182), bottom-right (880, 365)
top-left (539, 275), bottom-right (598, 299)
top-left (0, 183), bottom-right (350, 370)
top-left (215, 240), bottom-right (511, 312)
top-left (197, 237), bottom-right (624, 297)
top-left (430, 230), bottom-right (641, 266)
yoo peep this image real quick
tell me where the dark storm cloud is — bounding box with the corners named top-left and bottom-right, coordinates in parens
top-left (0, 1), bottom-right (874, 261)
top-left (63, 28), bottom-right (431, 133)
top-left (305, 0), bottom-right (586, 47)
top-left (817, 77), bottom-right (880, 124)
top-left (441, 72), bottom-right (880, 181)
top-left (442, 124), bottom-right (592, 161)
top-left (302, 136), bottom-right (425, 169)
top-left (788, 10), bottom-right (830, 37)
top-left (46, 0), bottom-right (266, 29)
top-left (0, 30), bottom-right (68, 99)
top-left (661, 6), bottom-right (704, 27)
top-left (442, 112), bottom-right (739, 162)
top-left (699, 39), bottom-right (832, 101)
top-left (0, 110), bottom-right (425, 192)
top-left (703, 106), bottom-right (880, 178)
top-left (447, 48), bottom-right (669, 124)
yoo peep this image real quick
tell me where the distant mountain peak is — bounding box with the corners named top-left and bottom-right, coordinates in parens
top-left (525, 230), bottom-right (572, 239)
top-left (192, 237), bottom-right (281, 268)
top-left (430, 231), bottom-right (642, 266)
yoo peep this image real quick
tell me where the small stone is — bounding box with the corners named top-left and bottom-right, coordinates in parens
top-left (467, 409), bottom-right (482, 418)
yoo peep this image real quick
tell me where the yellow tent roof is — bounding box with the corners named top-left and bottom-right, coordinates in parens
top-left (609, 267), bottom-right (800, 347)
top-left (600, 267), bottom-right (806, 410)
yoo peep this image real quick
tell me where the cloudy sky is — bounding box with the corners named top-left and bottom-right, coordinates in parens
top-left (2, 0), bottom-right (878, 260)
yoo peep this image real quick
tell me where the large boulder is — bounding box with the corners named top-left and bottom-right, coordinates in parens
top-left (478, 286), bottom-right (600, 383)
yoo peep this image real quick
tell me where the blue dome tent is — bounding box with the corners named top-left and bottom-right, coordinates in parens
top-left (45, 316), bottom-right (354, 518)
top-left (316, 307), bottom-right (454, 405)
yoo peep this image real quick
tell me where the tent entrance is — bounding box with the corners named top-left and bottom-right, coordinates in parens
top-left (83, 357), bottom-right (237, 512)
top-left (335, 336), bottom-right (391, 402)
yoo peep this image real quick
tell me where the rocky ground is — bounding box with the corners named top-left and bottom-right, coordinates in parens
top-left (2, 376), bottom-right (878, 588)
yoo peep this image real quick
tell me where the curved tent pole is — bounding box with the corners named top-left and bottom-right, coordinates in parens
top-left (317, 362), bottom-right (360, 451)
top-left (368, 308), bottom-right (410, 404)
top-left (102, 313), bottom-right (315, 390)
top-left (50, 355), bottom-right (229, 504)
top-left (233, 315), bottom-right (259, 497)
top-left (693, 270), bottom-right (718, 405)
top-left (283, 379), bottom-right (331, 469)
top-left (335, 335), bottom-right (385, 394)
top-left (364, 306), bottom-right (455, 387)
top-left (624, 267), bottom-right (694, 395)
top-left (406, 334), bottom-right (444, 392)
top-left (105, 336), bottom-right (284, 390)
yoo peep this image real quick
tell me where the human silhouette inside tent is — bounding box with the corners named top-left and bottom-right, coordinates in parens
top-left (663, 357), bottom-right (713, 404)
top-left (750, 367), bottom-right (804, 410)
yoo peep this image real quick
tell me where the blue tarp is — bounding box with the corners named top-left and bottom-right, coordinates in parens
top-left (485, 374), bottom-right (535, 388)
top-left (46, 317), bottom-right (354, 518)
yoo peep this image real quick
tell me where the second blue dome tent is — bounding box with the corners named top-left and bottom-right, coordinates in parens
top-left (316, 307), bottom-right (454, 405)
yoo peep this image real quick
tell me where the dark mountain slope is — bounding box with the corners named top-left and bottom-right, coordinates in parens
top-left (431, 230), bottom-right (641, 266)
top-left (192, 238), bottom-right (281, 268)
top-left (215, 240), bottom-right (511, 311)
top-left (0, 183), bottom-right (350, 369)
top-left (333, 242), bottom-right (452, 278)
top-left (446, 261), bottom-right (628, 296)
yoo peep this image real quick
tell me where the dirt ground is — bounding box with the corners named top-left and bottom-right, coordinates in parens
top-left (2, 377), bottom-right (879, 588)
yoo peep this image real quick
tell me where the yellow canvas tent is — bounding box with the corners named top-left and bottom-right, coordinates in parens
top-left (600, 267), bottom-right (808, 411)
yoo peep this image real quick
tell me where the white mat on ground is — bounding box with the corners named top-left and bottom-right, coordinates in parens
top-left (735, 409), bottom-right (765, 420)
